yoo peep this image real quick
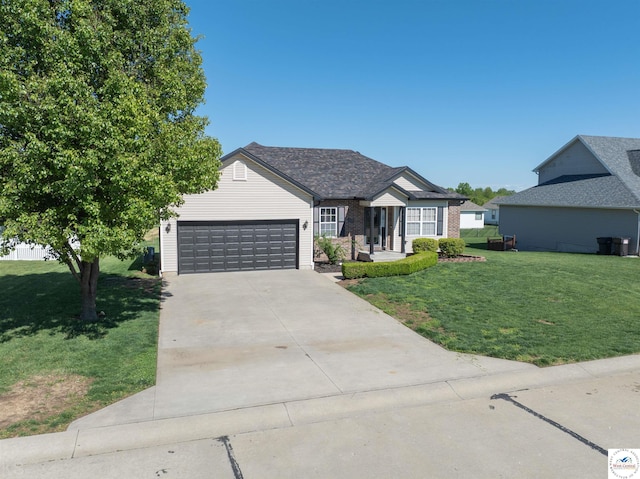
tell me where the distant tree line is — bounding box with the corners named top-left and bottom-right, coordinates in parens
top-left (448, 183), bottom-right (515, 206)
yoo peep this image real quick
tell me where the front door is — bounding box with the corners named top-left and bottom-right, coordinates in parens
top-left (365, 207), bottom-right (386, 249)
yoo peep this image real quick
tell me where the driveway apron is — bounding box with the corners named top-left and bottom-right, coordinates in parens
top-left (152, 270), bottom-right (534, 420)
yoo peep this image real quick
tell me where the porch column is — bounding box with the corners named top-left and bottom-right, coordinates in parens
top-left (400, 206), bottom-right (406, 253)
top-left (369, 206), bottom-right (375, 255)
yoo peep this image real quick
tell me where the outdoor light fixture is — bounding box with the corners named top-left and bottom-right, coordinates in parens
top-left (303, 220), bottom-right (308, 230)
top-left (165, 223), bottom-right (171, 233)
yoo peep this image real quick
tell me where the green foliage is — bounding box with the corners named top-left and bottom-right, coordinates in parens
top-left (0, 256), bottom-right (159, 437)
top-left (315, 236), bottom-right (346, 265)
top-left (412, 238), bottom-right (439, 253)
top-left (452, 183), bottom-right (516, 205)
top-left (455, 182), bottom-right (474, 197)
top-left (346, 251), bottom-right (640, 366)
top-left (438, 238), bottom-right (466, 257)
top-left (342, 252), bottom-right (438, 279)
top-left (0, 0), bottom-right (221, 319)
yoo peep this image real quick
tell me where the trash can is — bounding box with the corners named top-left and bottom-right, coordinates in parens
top-left (596, 237), bottom-right (612, 255)
top-left (144, 246), bottom-right (155, 263)
top-left (612, 237), bottom-right (630, 256)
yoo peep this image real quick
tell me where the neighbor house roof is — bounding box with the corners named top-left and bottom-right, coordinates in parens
top-left (459, 201), bottom-right (487, 212)
top-left (483, 196), bottom-right (506, 209)
top-left (500, 135), bottom-right (640, 209)
top-left (222, 142), bottom-right (465, 201)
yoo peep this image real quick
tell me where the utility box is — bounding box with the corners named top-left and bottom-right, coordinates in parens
top-left (596, 237), bottom-right (612, 255)
top-left (612, 237), bottom-right (630, 256)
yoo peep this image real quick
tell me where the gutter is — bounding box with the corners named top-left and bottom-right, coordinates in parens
top-left (635, 209), bottom-right (640, 256)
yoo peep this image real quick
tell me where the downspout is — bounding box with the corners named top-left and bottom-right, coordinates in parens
top-left (634, 209), bottom-right (640, 256)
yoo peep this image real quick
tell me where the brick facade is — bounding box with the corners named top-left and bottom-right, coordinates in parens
top-left (314, 199), bottom-right (464, 261)
top-left (314, 199), bottom-right (366, 261)
top-left (447, 200), bottom-right (462, 238)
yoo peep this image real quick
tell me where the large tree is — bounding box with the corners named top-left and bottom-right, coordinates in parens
top-left (0, 0), bottom-right (222, 321)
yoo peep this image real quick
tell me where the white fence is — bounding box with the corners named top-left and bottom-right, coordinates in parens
top-left (0, 243), bottom-right (53, 261)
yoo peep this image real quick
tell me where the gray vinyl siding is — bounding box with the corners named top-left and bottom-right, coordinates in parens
top-left (393, 173), bottom-right (429, 191)
top-left (160, 154), bottom-right (314, 273)
top-left (538, 141), bottom-right (608, 184)
top-left (499, 205), bottom-right (639, 254)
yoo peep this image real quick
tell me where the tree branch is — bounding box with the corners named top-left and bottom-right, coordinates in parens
top-left (62, 241), bottom-right (82, 284)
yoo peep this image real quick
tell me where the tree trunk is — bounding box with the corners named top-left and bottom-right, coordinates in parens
top-left (79, 257), bottom-right (100, 322)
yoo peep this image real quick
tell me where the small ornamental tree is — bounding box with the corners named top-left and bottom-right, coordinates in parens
top-left (0, 0), bottom-right (222, 321)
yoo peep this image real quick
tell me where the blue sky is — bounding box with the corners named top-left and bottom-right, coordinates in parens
top-left (184, 0), bottom-right (640, 191)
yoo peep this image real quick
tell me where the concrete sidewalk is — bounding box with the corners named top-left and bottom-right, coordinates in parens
top-left (2, 363), bottom-right (639, 478)
top-left (1, 270), bottom-right (639, 477)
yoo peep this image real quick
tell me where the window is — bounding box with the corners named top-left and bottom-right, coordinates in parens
top-left (232, 160), bottom-right (247, 180)
top-left (319, 207), bottom-right (338, 237)
top-left (475, 212), bottom-right (482, 220)
top-left (406, 207), bottom-right (437, 236)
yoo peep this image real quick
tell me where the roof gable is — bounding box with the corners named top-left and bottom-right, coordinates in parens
top-left (220, 142), bottom-right (458, 201)
top-left (513, 135), bottom-right (640, 209)
top-left (221, 148), bottom-right (320, 199)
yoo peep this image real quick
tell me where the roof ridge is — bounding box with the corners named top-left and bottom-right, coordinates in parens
top-left (578, 134), bottom-right (640, 141)
top-left (245, 142), bottom-right (361, 155)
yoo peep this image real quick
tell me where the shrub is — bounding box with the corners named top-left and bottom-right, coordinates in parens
top-left (412, 238), bottom-right (438, 253)
top-left (438, 238), bottom-right (466, 257)
top-left (315, 235), bottom-right (346, 264)
top-left (342, 252), bottom-right (438, 279)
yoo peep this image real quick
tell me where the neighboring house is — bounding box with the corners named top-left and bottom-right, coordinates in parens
top-left (459, 201), bottom-right (486, 229)
top-left (498, 135), bottom-right (640, 254)
top-left (483, 196), bottom-right (505, 225)
top-left (160, 142), bottom-right (466, 274)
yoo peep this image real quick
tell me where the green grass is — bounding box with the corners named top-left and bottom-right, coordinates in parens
top-left (346, 239), bottom-right (640, 366)
top-left (0, 240), bottom-right (160, 438)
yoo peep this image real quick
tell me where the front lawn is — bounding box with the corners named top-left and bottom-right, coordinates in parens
top-left (0, 243), bottom-right (160, 438)
top-left (346, 244), bottom-right (640, 366)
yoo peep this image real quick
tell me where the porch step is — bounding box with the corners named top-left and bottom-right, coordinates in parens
top-left (357, 251), bottom-right (407, 263)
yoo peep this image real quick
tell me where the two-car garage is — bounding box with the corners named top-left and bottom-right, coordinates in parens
top-left (159, 149), bottom-right (315, 275)
top-left (177, 220), bottom-right (299, 274)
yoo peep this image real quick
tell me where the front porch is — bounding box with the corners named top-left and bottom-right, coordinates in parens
top-left (356, 250), bottom-right (407, 262)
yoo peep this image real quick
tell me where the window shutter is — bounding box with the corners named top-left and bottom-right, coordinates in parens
top-left (313, 207), bottom-right (319, 236)
top-left (337, 206), bottom-right (346, 237)
top-left (437, 206), bottom-right (444, 235)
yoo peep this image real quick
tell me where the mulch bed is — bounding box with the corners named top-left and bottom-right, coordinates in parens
top-left (314, 262), bottom-right (344, 273)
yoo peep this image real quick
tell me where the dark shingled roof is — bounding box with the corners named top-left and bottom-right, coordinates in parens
top-left (500, 135), bottom-right (640, 209)
top-left (498, 174), bottom-right (640, 209)
top-left (223, 142), bottom-right (463, 201)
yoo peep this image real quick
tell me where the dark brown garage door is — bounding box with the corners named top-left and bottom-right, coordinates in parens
top-left (177, 220), bottom-right (298, 274)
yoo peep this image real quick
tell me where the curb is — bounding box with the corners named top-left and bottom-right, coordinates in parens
top-left (2, 353), bottom-right (638, 469)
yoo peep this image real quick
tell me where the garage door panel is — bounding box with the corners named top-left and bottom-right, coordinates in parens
top-left (178, 221), bottom-right (298, 274)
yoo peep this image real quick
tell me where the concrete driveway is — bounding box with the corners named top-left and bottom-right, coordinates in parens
top-left (74, 269), bottom-right (535, 426)
top-left (3, 270), bottom-right (640, 478)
